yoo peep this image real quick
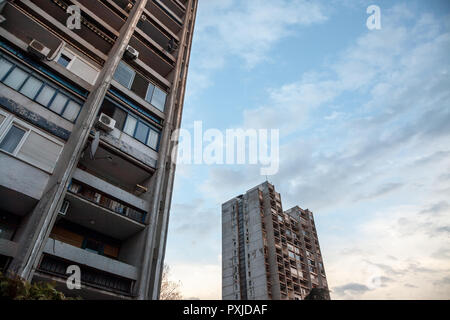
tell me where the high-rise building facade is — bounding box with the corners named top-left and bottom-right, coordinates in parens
top-left (0, 0), bottom-right (197, 299)
top-left (222, 182), bottom-right (329, 300)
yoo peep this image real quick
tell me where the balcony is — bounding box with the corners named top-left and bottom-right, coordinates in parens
top-left (137, 17), bottom-right (177, 56)
top-left (145, 0), bottom-right (183, 35)
top-left (76, 0), bottom-right (126, 32)
top-left (0, 152), bottom-right (49, 215)
top-left (20, 0), bottom-right (114, 58)
top-left (43, 238), bottom-right (137, 280)
top-left (79, 137), bottom-right (156, 194)
top-left (64, 182), bottom-right (145, 240)
top-left (38, 239), bottom-right (137, 297)
top-left (160, 0), bottom-right (185, 20)
top-left (71, 168), bottom-right (148, 217)
top-left (129, 35), bottom-right (175, 78)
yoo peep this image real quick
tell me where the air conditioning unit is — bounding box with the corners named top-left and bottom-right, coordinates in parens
top-left (27, 39), bottom-right (51, 59)
top-left (58, 200), bottom-right (70, 216)
top-left (167, 38), bottom-right (178, 53)
top-left (124, 45), bottom-right (139, 60)
top-left (97, 113), bottom-right (116, 132)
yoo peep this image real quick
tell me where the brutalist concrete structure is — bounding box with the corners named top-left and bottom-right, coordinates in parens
top-left (222, 182), bottom-right (329, 300)
top-left (0, 0), bottom-right (197, 299)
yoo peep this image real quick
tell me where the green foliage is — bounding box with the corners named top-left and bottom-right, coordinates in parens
top-left (0, 272), bottom-right (79, 300)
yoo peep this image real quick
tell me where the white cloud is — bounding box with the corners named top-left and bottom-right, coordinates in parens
top-left (170, 263), bottom-right (222, 300)
top-left (186, 0), bottom-right (327, 96)
top-left (326, 200), bottom-right (450, 299)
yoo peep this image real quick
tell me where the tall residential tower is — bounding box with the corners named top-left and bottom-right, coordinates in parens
top-left (0, 0), bottom-right (197, 299)
top-left (222, 182), bottom-right (329, 300)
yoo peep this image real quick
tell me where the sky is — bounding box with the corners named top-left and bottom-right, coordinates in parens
top-left (164, 0), bottom-right (450, 300)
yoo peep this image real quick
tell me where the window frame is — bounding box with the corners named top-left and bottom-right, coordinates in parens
top-left (113, 61), bottom-right (168, 113)
top-left (0, 110), bottom-right (65, 173)
top-left (0, 120), bottom-right (30, 156)
top-left (0, 54), bottom-right (83, 123)
top-left (103, 96), bottom-right (162, 151)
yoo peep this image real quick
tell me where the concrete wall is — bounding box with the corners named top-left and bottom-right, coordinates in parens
top-left (0, 152), bottom-right (49, 200)
top-left (0, 239), bottom-right (17, 257)
top-left (118, 228), bottom-right (147, 267)
top-left (244, 188), bottom-right (268, 300)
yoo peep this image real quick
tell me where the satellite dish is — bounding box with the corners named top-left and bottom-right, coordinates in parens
top-left (90, 131), bottom-right (100, 160)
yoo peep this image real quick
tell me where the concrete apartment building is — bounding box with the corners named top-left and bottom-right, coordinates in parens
top-left (222, 182), bottom-right (329, 300)
top-left (0, 0), bottom-right (197, 299)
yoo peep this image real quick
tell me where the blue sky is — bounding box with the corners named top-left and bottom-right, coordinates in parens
top-left (164, 0), bottom-right (450, 299)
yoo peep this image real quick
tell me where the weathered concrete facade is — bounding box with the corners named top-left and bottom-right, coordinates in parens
top-left (0, 0), bottom-right (197, 299)
top-left (222, 182), bottom-right (329, 300)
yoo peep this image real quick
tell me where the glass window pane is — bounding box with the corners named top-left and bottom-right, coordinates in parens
top-left (123, 115), bottom-right (137, 136)
top-left (49, 93), bottom-right (68, 114)
top-left (62, 101), bottom-right (81, 122)
top-left (0, 58), bottom-right (13, 80)
top-left (151, 87), bottom-right (167, 112)
top-left (0, 114), bottom-right (5, 126)
top-left (145, 83), bottom-right (155, 103)
top-left (36, 85), bottom-right (56, 106)
top-left (113, 61), bottom-right (134, 89)
top-left (19, 76), bottom-right (43, 99)
top-left (146, 130), bottom-right (159, 149)
top-left (135, 122), bottom-right (149, 144)
top-left (57, 54), bottom-right (72, 68)
top-left (113, 107), bottom-right (127, 130)
top-left (3, 67), bottom-right (28, 90)
top-left (0, 125), bottom-right (26, 153)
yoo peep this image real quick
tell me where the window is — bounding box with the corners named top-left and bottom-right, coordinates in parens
top-left (99, 98), bottom-right (161, 151)
top-left (0, 54), bottom-right (83, 122)
top-left (3, 67), bottom-right (28, 90)
top-left (114, 61), bottom-right (135, 88)
top-left (147, 130), bottom-right (159, 149)
top-left (20, 77), bottom-right (43, 99)
top-left (113, 61), bottom-right (167, 112)
top-left (57, 54), bottom-right (72, 68)
top-left (83, 238), bottom-right (103, 255)
top-left (49, 93), bottom-right (68, 114)
top-left (56, 49), bottom-right (99, 85)
top-left (145, 83), bottom-right (155, 102)
top-left (17, 131), bottom-right (63, 173)
top-left (150, 86), bottom-right (167, 112)
top-left (62, 101), bottom-right (82, 122)
top-left (0, 125), bottom-right (26, 154)
top-left (0, 57), bottom-right (13, 79)
top-left (35, 85), bottom-right (56, 106)
top-left (135, 121), bottom-right (149, 144)
top-left (123, 114), bottom-right (137, 136)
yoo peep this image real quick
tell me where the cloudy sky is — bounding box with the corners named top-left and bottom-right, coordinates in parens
top-left (164, 0), bottom-right (450, 299)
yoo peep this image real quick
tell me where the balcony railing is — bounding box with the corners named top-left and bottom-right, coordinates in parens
top-left (68, 180), bottom-right (146, 223)
top-left (38, 254), bottom-right (133, 295)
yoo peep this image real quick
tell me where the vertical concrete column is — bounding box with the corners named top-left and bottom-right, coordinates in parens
top-left (136, 0), bottom-right (198, 300)
top-left (7, 0), bottom-right (148, 280)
